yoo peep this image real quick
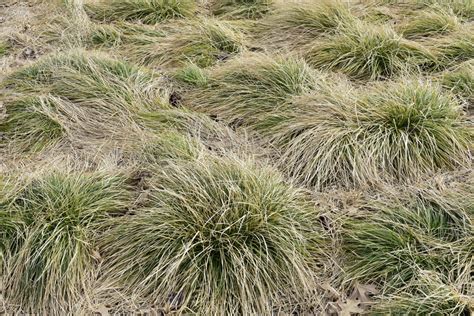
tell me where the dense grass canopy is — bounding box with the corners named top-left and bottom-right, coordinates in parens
top-left (211, 0), bottom-right (272, 19)
top-left (100, 157), bottom-right (320, 314)
top-left (269, 80), bottom-right (471, 188)
top-left (342, 184), bottom-right (473, 314)
top-left (189, 53), bottom-right (317, 128)
top-left (398, 7), bottom-right (460, 39)
top-left (2, 171), bottom-right (131, 314)
top-left (117, 18), bottom-right (247, 68)
top-left (0, 96), bottom-right (65, 152)
top-left (1, 0), bottom-right (473, 313)
top-left (85, 0), bottom-right (196, 24)
top-left (305, 21), bottom-right (434, 79)
top-left (3, 50), bottom-right (169, 111)
top-left (440, 60), bottom-right (474, 104)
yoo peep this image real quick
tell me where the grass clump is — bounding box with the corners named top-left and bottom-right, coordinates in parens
top-left (121, 18), bottom-right (246, 68)
top-left (0, 96), bottom-right (65, 152)
top-left (342, 186), bottom-right (473, 314)
top-left (135, 130), bottom-right (204, 164)
top-left (85, 0), bottom-right (196, 24)
top-left (440, 60), bottom-right (474, 104)
top-left (174, 63), bottom-right (209, 87)
top-left (429, 26), bottom-right (474, 68)
top-left (371, 272), bottom-right (472, 315)
top-left (398, 8), bottom-right (460, 39)
top-left (211, 0), bottom-right (272, 19)
top-left (190, 53), bottom-right (317, 127)
top-left (259, 0), bottom-right (356, 49)
top-left (305, 21), bottom-right (434, 80)
top-left (3, 171), bottom-right (131, 314)
top-left (3, 50), bottom-right (168, 112)
top-left (269, 80), bottom-right (471, 188)
top-left (343, 198), bottom-right (472, 288)
top-left (374, 0), bottom-right (474, 20)
top-left (89, 24), bottom-right (123, 47)
top-left (100, 156), bottom-right (320, 314)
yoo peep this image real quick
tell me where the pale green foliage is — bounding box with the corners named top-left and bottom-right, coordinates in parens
top-left (119, 18), bottom-right (246, 67)
top-left (306, 21), bottom-right (434, 79)
top-left (269, 80), bottom-right (471, 188)
top-left (378, 0), bottom-right (474, 20)
top-left (0, 41), bottom-right (9, 56)
top-left (372, 272), bottom-right (472, 315)
top-left (135, 130), bottom-right (204, 163)
top-left (89, 22), bottom-right (165, 48)
top-left (2, 0), bottom-right (474, 313)
top-left (260, 0), bottom-right (356, 48)
top-left (100, 157), bottom-right (320, 314)
top-left (174, 63), bottom-right (209, 87)
top-left (3, 171), bottom-right (131, 314)
top-left (342, 184), bottom-right (473, 314)
top-left (399, 7), bottom-right (460, 39)
top-left (189, 53), bottom-right (317, 128)
top-left (0, 177), bottom-right (20, 272)
top-left (211, 0), bottom-right (272, 19)
top-left (3, 50), bottom-right (169, 111)
top-left (440, 60), bottom-right (474, 103)
top-left (0, 96), bottom-right (65, 152)
top-left (85, 0), bottom-right (196, 24)
top-left (429, 26), bottom-right (474, 68)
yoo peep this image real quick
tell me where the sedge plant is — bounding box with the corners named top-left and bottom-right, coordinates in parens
top-left (398, 7), bottom-right (460, 39)
top-left (3, 171), bottom-right (132, 314)
top-left (342, 184), bottom-right (473, 314)
top-left (85, 0), bottom-right (196, 24)
top-left (118, 18), bottom-right (246, 68)
top-left (305, 21), bottom-right (435, 80)
top-left (3, 50), bottom-right (169, 112)
top-left (100, 156), bottom-right (321, 314)
top-left (267, 79), bottom-right (471, 188)
top-left (0, 96), bottom-right (66, 152)
top-left (440, 60), bottom-right (474, 104)
top-left (211, 0), bottom-right (272, 19)
top-left (188, 53), bottom-right (317, 128)
top-left (429, 25), bottom-right (474, 69)
top-left (259, 0), bottom-right (357, 49)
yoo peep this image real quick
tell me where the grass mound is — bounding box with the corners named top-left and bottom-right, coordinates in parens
top-left (269, 80), bottom-right (471, 188)
top-left (119, 18), bottom-right (246, 68)
top-left (211, 0), bottom-right (272, 19)
top-left (174, 62), bottom-right (209, 87)
top-left (189, 53), bottom-right (317, 127)
top-left (440, 60), bottom-right (474, 104)
top-left (85, 0), bottom-right (196, 24)
top-left (429, 25), bottom-right (474, 68)
top-left (3, 171), bottom-right (131, 314)
top-left (342, 185), bottom-right (473, 314)
top-left (392, 0), bottom-right (474, 20)
top-left (0, 96), bottom-right (65, 152)
top-left (398, 7), bottom-right (460, 39)
top-left (305, 21), bottom-right (434, 79)
top-left (372, 271), bottom-right (472, 315)
top-left (3, 50), bottom-right (168, 111)
top-left (260, 0), bottom-right (356, 48)
top-left (100, 156), bottom-right (320, 314)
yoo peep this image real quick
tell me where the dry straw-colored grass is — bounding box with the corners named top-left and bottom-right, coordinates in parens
top-left (1, 170), bottom-right (132, 314)
top-left (100, 156), bottom-right (322, 314)
top-left (1, 0), bottom-right (473, 314)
